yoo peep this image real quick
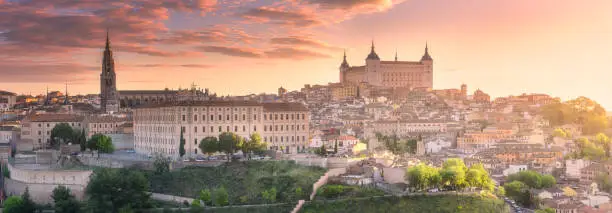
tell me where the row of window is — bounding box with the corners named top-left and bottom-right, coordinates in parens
top-left (263, 125), bottom-right (306, 132)
top-left (182, 107), bottom-right (258, 112)
top-left (183, 114), bottom-right (258, 122)
top-left (263, 135), bottom-right (306, 143)
top-left (185, 125), bottom-right (257, 133)
top-left (37, 122), bottom-right (81, 128)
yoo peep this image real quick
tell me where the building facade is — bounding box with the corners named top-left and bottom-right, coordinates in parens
top-left (20, 114), bottom-right (84, 149)
top-left (339, 42), bottom-right (433, 90)
top-left (0, 91), bottom-right (17, 112)
top-left (83, 115), bottom-right (130, 137)
top-left (100, 32), bottom-right (120, 113)
top-left (133, 101), bottom-right (309, 158)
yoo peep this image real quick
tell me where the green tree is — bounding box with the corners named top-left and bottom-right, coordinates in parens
top-left (52, 185), bottom-right (80, 213)
top-left (535, 208), bottom-right (555, 213)
top-left (51, 123), bottom-right (75, 148)
top-left (541, 175), bottom-right (556, 188)
top-left (504, 181), bottom-right (531, 206)
top-left (261, 187), bottom-right (277, 203)
top-left (199, 189), bottom-right (212, 206)
top-left (595, 173), bottom-right (612, 192)
top-left (595, 133), bottom-right (611, 157)
top-left (85, 168), bottom-right (152, 213)
top-left (213, 186), bottom-right (229, 206)
top-left (179, 128), bottom-right (186, 158)
top-left (87, 134), bottom-right (114, 157)
top-left (153, 153), bottom-right (170, 174)
top-left (333, 141), bottom-right (338, 154)
top-left (495, 187), bottom-right (506, 196)
top-left (190, 200), bottom-right (203, 213)
top-left (199, 137), bottom-right (219, 157)
top-left (552, 128), bottom-right (568, 138)
top-left (295, 187), bottom-right (304, 199)
top-left (3, 196), bottom-right (24, 213)
top-left (97, 135), bottom-right (114, 154)
top-left (78, 129), bottom-right (87, 151)
top-left (508, 170), bottom-right (544, 189)
top-left (406, 163), bottom-right (440, 191)
top-left (316, 144), bottom-right (327, 156)
top-left (240, 133), bottom-right (267, 159)
top-left (218, 132), bottom-right (242, 162)
top-left (21, 187), bottom-right (36, 213)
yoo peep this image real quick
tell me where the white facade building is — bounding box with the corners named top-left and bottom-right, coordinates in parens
top-left (133, 101), bottom-right (310, 158)
top-left (0, 91), bottom-right (17, 112)
top-left (503, 164), bottom-right (528, 176)
top-left (425, 137), bottom-right (452, 154)
top-left (566, 159), bottom-right (591, 179)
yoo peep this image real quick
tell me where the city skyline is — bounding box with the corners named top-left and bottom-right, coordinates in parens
top-left (2, 0), bottom-right (612, 109)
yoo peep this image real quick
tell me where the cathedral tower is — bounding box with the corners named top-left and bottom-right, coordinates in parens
top-left (339, 50), bottom-right (350, 83)
top-left (100, 30), bottom-right (119, 113)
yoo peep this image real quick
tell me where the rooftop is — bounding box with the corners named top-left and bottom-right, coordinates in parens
top-left (135, 100), bottom-right (309, 112)
top-left (26, 114), bottom-right (85, 122)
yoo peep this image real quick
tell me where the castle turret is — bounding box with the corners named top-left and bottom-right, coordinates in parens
top-left (365, 40), bottom-right (380, 61)
top-left (365, 40), bottom-right (381, 85)
top-left (420, 42), bottom-right (433, 89)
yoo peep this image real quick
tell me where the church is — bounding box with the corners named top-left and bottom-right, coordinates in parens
top-left (339, 42), bottom-right (433, 90)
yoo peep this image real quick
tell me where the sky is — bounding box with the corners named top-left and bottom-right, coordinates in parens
top-left (1, 0), bottom-right (612, 109)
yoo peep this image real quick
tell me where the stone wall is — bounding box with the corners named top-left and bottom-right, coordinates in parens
top-left (8, 163), bottom-right (92, 185)
top-left (5, 163), bottom-right (92, 204)
top-left (4, 178), bottom-right (87, 204)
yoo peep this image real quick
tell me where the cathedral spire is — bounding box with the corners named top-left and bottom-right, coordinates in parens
top-left (64, 82), bottom-right (69, 105)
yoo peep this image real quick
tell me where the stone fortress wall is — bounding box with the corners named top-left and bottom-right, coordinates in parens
top-left (4, 163), bottom-right (92, 203)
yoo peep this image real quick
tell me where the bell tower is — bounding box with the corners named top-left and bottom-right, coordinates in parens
top-left (100, 30), bottom-right (120, 113)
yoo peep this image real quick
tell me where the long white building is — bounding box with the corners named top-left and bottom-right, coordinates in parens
top-left (133, 101), bottom-right (310, 158)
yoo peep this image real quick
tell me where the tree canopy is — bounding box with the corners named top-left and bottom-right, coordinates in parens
top-left (541, 97), bottom-right (608, 135)
top-left (50, 123), bottom-right (77, 148)
top-left (52, 185), bottom-right (81, 213)
top-left (87, 134), bottom-right (114, 157)
top-left (85, 168), bottom-right (152, 212)
top-left (3, 196), bottom-right (23, 213)
top-left (241, 133), bottom-right (267, 159)
top-left (199, 136), bottom-right (219, 156)
top-left (218, 132), bottom-right (243, 161)
top-left (406, 159), bottom-right (492, 192)
top-left (179, 128), bottom-right (186, 158)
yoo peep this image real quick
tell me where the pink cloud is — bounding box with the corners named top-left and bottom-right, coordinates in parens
top-left (197, 45), bottom-right (263, 58)
top-left (265, 47), bottom-right (331, 59)
top-left (240, 7), bottom-right (322, 27)
top-left (270, 36), bottom-right (341, 51)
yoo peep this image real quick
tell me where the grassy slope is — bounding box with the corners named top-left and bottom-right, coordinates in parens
top-left (146, 161), bottom-right (326, 205)
top-left (301, 195), bottom-right (510, 213)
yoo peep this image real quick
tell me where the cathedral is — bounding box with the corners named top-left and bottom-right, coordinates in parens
top-left (100, 31), bottom-right (120, 113)
top-left (339, 42), bottom-right (433, 90)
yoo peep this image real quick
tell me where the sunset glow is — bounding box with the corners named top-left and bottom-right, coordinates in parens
top-left (1, 0), bottom-right (612, 108)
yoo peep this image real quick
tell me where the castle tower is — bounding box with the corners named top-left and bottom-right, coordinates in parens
top-left (420, 42), bottom-right (434, 89)
top-left (339, 50), bottom-right (350, 83)
top-left (460, 84), bottom-right (467, 98)
top-left (100, 30), bottom-right (120, 113)
top-left (365, 40), bottom-right (381, 86)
